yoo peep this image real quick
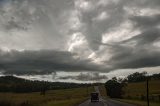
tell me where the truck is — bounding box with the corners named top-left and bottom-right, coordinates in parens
top-left (90, 92), bottom-right (99, 102)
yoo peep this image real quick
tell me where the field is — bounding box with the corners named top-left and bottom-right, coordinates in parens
top-left (118, 79), bottom-right (160, 106)
top-left (123, 79), bottom-right (160, 101)
top-left (0, 87), bottom-right (94, 106)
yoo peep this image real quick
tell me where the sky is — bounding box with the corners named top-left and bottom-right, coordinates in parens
top-left (0, 0), bottom-right (160, 83)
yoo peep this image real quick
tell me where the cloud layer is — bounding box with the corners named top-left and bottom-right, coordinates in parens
top-left (0, 49), bottom-right (104, 74)
top-left (0, 0), bottom-right (160, 80)
top-left (59, 72), bottom-right (108, 81)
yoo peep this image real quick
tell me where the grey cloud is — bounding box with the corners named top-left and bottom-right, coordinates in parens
top-left (74, 0), bottom-right (149, 51)
top-left (0, 0), bottom-right (74, 50)
top-left (0, 0), bottom-right (73, 31)
top-left (4, 18), bottom-right (28, 31)
top-left (105, 28), bottom-right (160, 70)
top-left (59, 72), bottom-right (108, 81)
top-left (76, 0), bottom-right (126, 50)
top-left (138, 0), bottom-right (160, 8)
top-left (109, 47), bottom-right (160, 69)
top-left (122, 28), bottom-right (160, 45)
top-left (130, 15), bottom-right (160, 31)
top-left (97, 0), bottom-right (160, 71)
top-left (0, 0), bottom-right (160, 76)
top-left (0, 49), bottom-right (103, 75)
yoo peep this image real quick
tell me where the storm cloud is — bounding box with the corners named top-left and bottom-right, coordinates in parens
top-left (0, 49), bottom-right (105, 74)
top-left (59, 72), bottom-right (108, 81)
top-left (0, 0), bottom-right (160, 78)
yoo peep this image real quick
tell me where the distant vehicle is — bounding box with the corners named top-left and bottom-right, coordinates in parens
top-left (91, 92), bottom-right (99, 102)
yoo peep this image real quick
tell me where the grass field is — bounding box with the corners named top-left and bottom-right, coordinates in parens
top-left (123, 79), bottom-right (160, 100)
top-left (101, 79), bottom-right (160, 106)
top-left (0, 87), bottom-right (94, 106)
top-left (117, 99), bottom-right (160, 106)
top-left (119, 79), bottom-right (160, 106)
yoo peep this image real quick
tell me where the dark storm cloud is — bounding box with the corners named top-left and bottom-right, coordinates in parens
top-left (0, 0), bottom-right (75, 50)
top-left (130, 15), bottom-right (160, 30)
top-left (105, 28), bottom-right (160, 70)
top-left (59, 72), bottom-right (108, 81)
top-left (0, 0), bottom-right (160, 76)
top-left (122, 28), bottom-right (160, 45)
top-left (0, 49), bottom-right (103, 75)
top-left (107, 6), bottom-right (160, 70)
top-left (108, 45), bottom-right (160, 69)
top-left (75, 0), bottom-right (160, 51)
top-left (4, 17), bottom-right (28, 31)
top-left (96, 0), bottom-right (160, 71)
top-left (0, 0), bottom-right (74, 31)
top-left (75, 0), bottom-right (127, 50)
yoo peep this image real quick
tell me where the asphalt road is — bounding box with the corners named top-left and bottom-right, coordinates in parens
top-left (105, 99), bottom-right (137, 106)
top-left (78, 86), bottom-right (137, 106)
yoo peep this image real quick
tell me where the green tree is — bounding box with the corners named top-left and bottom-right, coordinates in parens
top-left (105, 78), bottom-right (124, 98)
top-left (127, 72), bottom-right (147, 83)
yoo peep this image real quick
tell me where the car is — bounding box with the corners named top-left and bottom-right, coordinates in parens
top-left (90, 92), bottom-right (99, 102)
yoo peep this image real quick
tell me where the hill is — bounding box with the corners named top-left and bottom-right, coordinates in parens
top-left (0, 76), bottom-right (92, 93)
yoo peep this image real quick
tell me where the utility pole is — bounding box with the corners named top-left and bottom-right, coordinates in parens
top-left (87, 86), bottom-right (89, 96)
top-left (146, 77), bottom-right (149, 106)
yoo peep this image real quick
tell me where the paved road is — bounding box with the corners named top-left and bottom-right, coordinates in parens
top-left (105, 99), bottom-right (137, 106)
top-left (78, 86), bottom-right (137, 106)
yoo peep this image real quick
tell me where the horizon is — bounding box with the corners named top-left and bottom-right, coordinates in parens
top-left (0, 69), bottom-right (160, 83)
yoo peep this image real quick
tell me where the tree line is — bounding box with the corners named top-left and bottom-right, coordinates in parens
top-left (105, 72), bottom-right (160, 98)
top-left (0, 76), bottom-right (92, 93)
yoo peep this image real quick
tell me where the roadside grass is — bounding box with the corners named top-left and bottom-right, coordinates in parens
top-left (0, 87), bottom-right (94, 106)
top-left (117, 99), bottom-right (160, 106)
top-left (123, 79), bottom-right (160, 99)
top-left (102, 79), bottom-right (160, 106)
top-left (42, 97), bottom-right (87, 106)
top-left (118, 79), bottom-right (160, 106)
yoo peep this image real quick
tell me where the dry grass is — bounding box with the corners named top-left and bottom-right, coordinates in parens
top-left (119, 79), bottom-right (160, 106)
top-left (0, 87), bottom-right (94, 106)
top-left (42, 97), bottom-right (87, 106)
top-left (123, 79), bottom-right (160, 99)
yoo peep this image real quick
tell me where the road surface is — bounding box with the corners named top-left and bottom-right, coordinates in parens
top-left (78, 86), bottom-right (136, 106)
top-left (105, 99), bottom-right (137, 106)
